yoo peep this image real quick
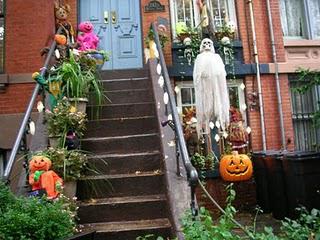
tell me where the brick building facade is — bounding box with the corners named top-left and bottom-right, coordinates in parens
top-left (0, 0), bottom-right (319, 176)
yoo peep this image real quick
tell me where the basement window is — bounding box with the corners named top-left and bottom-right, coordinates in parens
top-left (280, 0), bottom-right (320, 39)
top-left (176, 79), bottom-right (247, 124)
top-left (289, 75), bottom-right (320, 151)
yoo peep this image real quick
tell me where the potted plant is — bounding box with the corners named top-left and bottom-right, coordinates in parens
top-left (41, 147), bottom-right (88, 198)
top-left (214, 21), bottom-right (236, 41)
top-left (47, 98), bottom-right (88, 148)
top-left (52, 51), bottom-right (105, 112)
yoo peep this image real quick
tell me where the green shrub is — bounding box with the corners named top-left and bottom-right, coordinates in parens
top-left (0, 181), bottom-right (75, 240)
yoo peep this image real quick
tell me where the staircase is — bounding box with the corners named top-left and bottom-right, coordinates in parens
top-left (77, 69), bottom-right (173, 240)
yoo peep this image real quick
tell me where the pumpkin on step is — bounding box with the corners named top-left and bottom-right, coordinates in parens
top-left (28, 155), bottom-right (63, 199)
top-left (219, 151), bottom-right (253, 182)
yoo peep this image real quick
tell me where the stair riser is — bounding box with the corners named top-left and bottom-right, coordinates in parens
top-left (102, 79), bottom-right (150, 91)
top-left (77, 175), bottom-right (165, 200)
top-left (87, 104), bottom-right (155, 120)
top-left (100, 69), bottom-right (149, 80)
top-left (78, 201), bottom-right (168, 223)
top-left (94, 228), bottom-right (172, 240)
top-left (90, 90), bottom-right (153, 105)
top-left (86, 154), bottom-right (161, 175)
top-left (82, 135), bottom-right (160, 154)
top-left (85, 118), bottom-right (158, 138)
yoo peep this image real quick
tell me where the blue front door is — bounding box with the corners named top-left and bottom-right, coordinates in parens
top-left (79, 0), bottom-right (143, 70)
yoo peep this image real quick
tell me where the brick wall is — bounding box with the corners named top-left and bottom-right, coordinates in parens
top-left (1, 0), bottom-right (55, 114)
top-left (5, 0), bottom-right (55, 74)
top-left (0, 83), bottom-right (36, 114)
top-left (237, 0), bottom-right (294, 151)
top-left (141, 0), bottom-right (172, 65)
top-left (196, 179), bottom-right (256, 217)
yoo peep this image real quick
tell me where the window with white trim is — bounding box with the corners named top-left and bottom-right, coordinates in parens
top-left (170, 0), bottom-right (237, 38)
top-left (207, 0), bottom-right (237, 30)
top-left (280, 0), bottom-right (320, 39)
top-left (176, 79), bottom-right (247, 123)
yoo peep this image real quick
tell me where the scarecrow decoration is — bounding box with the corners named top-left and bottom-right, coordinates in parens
top-left (28, 155), bottom-right (63, 199)
top-left (193, 38), bottom-right (230, 140)
top-left (228, 107), bottom-right (248, 154)
top-left (54, 1), bottom-right (75, 46)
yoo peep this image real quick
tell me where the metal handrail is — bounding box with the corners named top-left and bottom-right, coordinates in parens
top-left (3, 31), bottom-right (59, 182)
top-left (151, 23), bottom-right (199, 215)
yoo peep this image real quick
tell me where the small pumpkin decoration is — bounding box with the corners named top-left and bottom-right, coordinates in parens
top-left (28, 155), bottom-right (63, 199)
top-left (54, 34), bottom-right (67, 45)
top-left (219, 151), bottom-right (253, 182)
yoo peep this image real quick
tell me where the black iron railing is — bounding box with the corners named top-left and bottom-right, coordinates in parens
top-left (2, 29), bottom-right (60, 183)
top-left (151, 23), bottom-right (199, 215)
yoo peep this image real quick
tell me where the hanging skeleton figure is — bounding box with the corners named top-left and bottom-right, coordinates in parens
top-left (193, 38), bottom-right (230, 139)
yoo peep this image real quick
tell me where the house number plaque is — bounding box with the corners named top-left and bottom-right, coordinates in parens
top-left (144, 0), bottom-right (165, 12)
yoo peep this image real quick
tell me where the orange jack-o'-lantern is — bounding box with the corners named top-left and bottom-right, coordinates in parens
top-left (219, 151), bottom-right (253, 182)
top-left (29, 156), bottom-right (52, 173)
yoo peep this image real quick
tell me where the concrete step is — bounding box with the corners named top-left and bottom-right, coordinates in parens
top-left (87, 102), bottom-right (155, 120)
top-left (77, 171), bottom-right (165, 200)
top-left (83, 218), bottom-right (172, 240)
top-left (99, 69), bottom-right (149, 80)
top-left (86, 151), bottom-right (162, 175)
top-left (81, 133), bottom-right (160, 154)
top-left (85, 116), bottom-right (158, 138)
top-left (101, 77), bottom-right (150, 91)
top-left (90, 89), bottom-right (153, 105)
top-left (78, 194), bottom-right (168, 223)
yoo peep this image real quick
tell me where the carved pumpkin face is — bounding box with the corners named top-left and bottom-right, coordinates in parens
top-left (219, 151), bottom-right (253, 182)
top-left (29, 156), bottom-right (52, 173)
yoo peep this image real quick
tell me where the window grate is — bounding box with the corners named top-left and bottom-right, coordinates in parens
top-left (289, 76), bottom-right (320, 151)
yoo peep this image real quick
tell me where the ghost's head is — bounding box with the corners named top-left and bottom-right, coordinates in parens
top-left (200, 38), bottom-right (215, 53)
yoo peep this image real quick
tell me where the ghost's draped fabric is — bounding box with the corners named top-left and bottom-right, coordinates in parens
top-left (193, 38), bottom-right (230, 137)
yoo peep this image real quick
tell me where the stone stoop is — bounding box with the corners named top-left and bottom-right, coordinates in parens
top-left (77, 69), bottom-right (173, 240)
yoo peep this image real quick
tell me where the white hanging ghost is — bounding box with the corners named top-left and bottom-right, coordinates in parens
top-left (193, 38), bottom-right (230, 138)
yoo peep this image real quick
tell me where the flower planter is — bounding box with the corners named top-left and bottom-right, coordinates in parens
top-left (63, 181), bottom-right (77, 199)
top-left (68, 98), bottom-right (88, 113)
top-left (48, 135), bottom-right (62, 148)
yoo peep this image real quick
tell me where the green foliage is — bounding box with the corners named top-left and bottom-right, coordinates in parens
top-left (136, 234), bottom-right (164, 240)
top-left (0, 182), bottom-right (75, 240)
top-left (38, 147), bottom-right (88, 182)
top-left (47, 98), bottom-right (88, 139)
top-left (145, 25), bottom-right (169, 49)
top-left (52, 51), bottom-right (105, 106)
top-left (182, 184), bottom-right (240, 240)
top-left (191, 152), bottom-right (217, 171)
top-left (281, 207), bottom-right (320, 240)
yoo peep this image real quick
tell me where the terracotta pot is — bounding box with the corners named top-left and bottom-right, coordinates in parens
top-left (68, 98), bottom-right (88, 113)
top-left (63, 181), bottom-right (77, 199)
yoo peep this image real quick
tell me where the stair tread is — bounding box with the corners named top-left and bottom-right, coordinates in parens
top-left (79, 194), bottom-right (166, 206)
top-left (87, 151), bottom-right (161, 159)
top-left (82, 133), bottom-right (158, 141)
top-left (101, 77), bottom-right (148, 82)
top-left (104, 88), bottom-right (150, 93)
top-left (87, 115), bottom-right (155, 123)
top-left (88, 101), bottom-right (154, 107)
top-left (81, 171), bottom-right (163, 180)
top-left (83, 218), bottom-right (171, 232)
